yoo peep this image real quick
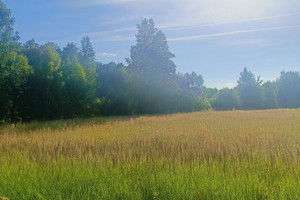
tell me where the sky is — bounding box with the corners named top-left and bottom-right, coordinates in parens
top-left (3, 0), bottom-right (300, 88)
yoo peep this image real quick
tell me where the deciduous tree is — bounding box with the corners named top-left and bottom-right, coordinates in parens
top-left (237, 68), bottom-right (264, 110)
top-left (277, 71), bottom-right (300, 108)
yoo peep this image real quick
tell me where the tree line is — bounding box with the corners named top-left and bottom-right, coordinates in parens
top-left (209, 68), bottom-right (300, 110)
top-left (0, 1), bottom-right (299, 123)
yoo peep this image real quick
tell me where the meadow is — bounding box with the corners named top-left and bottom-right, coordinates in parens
top-left (1, 109), bottom-right (300, 199)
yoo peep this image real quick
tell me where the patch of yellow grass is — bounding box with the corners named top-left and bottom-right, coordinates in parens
top-left (1, 109), bottom-right (299, 165)
top-left (1, 109), bottom-right (300, 199)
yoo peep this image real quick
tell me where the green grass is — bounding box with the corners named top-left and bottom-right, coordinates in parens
top-left (1, 109), bottom-right (300, 199)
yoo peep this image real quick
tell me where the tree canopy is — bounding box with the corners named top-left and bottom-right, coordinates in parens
top-left (237, 68), bottom-right (264, 110)
top-left (0, 0), bottom-right (299, 123)
top-left (128, 19), bottom-right (176, 77)
top-left (277, 71), bottom-right (300, 108)
top-left (0, 1), bottom-right (19, 43)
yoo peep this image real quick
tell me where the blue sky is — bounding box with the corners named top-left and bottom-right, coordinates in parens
top-left (4, 0), bottom-right (300, 88)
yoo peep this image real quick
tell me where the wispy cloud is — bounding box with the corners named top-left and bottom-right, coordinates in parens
top-left (223, 82), bottom-right (237, 89)
top-left (226, 39), bottom-right (268, 47)
top-left (69, 0), bottom-right (300, 30)
top-left (83, 27), bottom-right (136, 36)
top-left (96, 17), bottom-right (140, 27)
top-left (83, 24), bottom-right (300, 43)
top-left (99, 52), bottom-right (118, 57)
top-left (169, 24), bottom-right (300, 41)
top-left (92, 35), bottom-right (135, 43)
top-left (203, 13), bottom-right (300, 27)
top-left (68, 0), bottom-right (300, 46)
top-left (82, 30), bottom-right (135, 43)
top-left (157, 13), bottom-right (300, 32)
top-left (70, 0), bottom-right (148, 7)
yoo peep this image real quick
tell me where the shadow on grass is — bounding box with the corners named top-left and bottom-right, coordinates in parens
top-left (0, 116), bottom-right (133, 134)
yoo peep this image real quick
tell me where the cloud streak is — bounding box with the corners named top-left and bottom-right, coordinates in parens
top-left (198, 13), bottom-right (300, 27)
top-left (86, 24), bottom-right (300, 43)
top-left (98, 52), bottom-right (117, 57)
top-left (70, 0), bottom-right (148, 7)
top-left (226, 39), bottom-right (268, 47)
top-left (223, 82), bottom-right (237, 89)
top-left (168, 24), bottom-right (300, 41)
top-left (156, 13), bottom-right (300, 32)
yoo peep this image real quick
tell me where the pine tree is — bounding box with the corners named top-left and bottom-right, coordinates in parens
top-left (128, 19), bottom-right (176, 77)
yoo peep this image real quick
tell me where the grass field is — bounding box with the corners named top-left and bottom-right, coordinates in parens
top-left (1, 109), bottom-right (300, 199)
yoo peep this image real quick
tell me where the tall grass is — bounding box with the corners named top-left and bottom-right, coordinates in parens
top-left (1, 109), bottom-right (300, 199)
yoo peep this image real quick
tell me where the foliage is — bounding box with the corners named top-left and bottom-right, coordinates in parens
top-left (0, 0), bottom-right (300, 122)
top-left (178, 72), bottom-right (204, 96)
top-left (79, 36), bottom-right (95, 63)
top-left (125, 19), bottom-right (209, 114)
top-left (128, 19), bottom-right (176, 77)
top-left (210, 88), bottom-right (241, 110)
top-left (277, 71), bottom-right (300, 108)
top-left (237, 68), bottom-right (264, 110)
top-left (194, 96), bottom-right (212, 111)
top-left (262, 81), bottom-right (278, 109)
top-left (0, 0), bottom-right (19, 43)
top-left (0, 1), bottom-right (32, 122)
top-left (96, 62), bottom-right (129, 115)
top-left (202, 87), bottom-right (218, 99)
top-left (22, 42), bottom-right (64, 120)
top-left (60, 43), bottom-right (90, 117)
top-left (0, 44), bottom-right (32, 122)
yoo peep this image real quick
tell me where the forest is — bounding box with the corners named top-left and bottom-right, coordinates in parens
top-left (1, 0), bottom-right (300, 123)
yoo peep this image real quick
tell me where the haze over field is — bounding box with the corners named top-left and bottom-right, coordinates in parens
top-left (4, 0), bottom-right (300, 88)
